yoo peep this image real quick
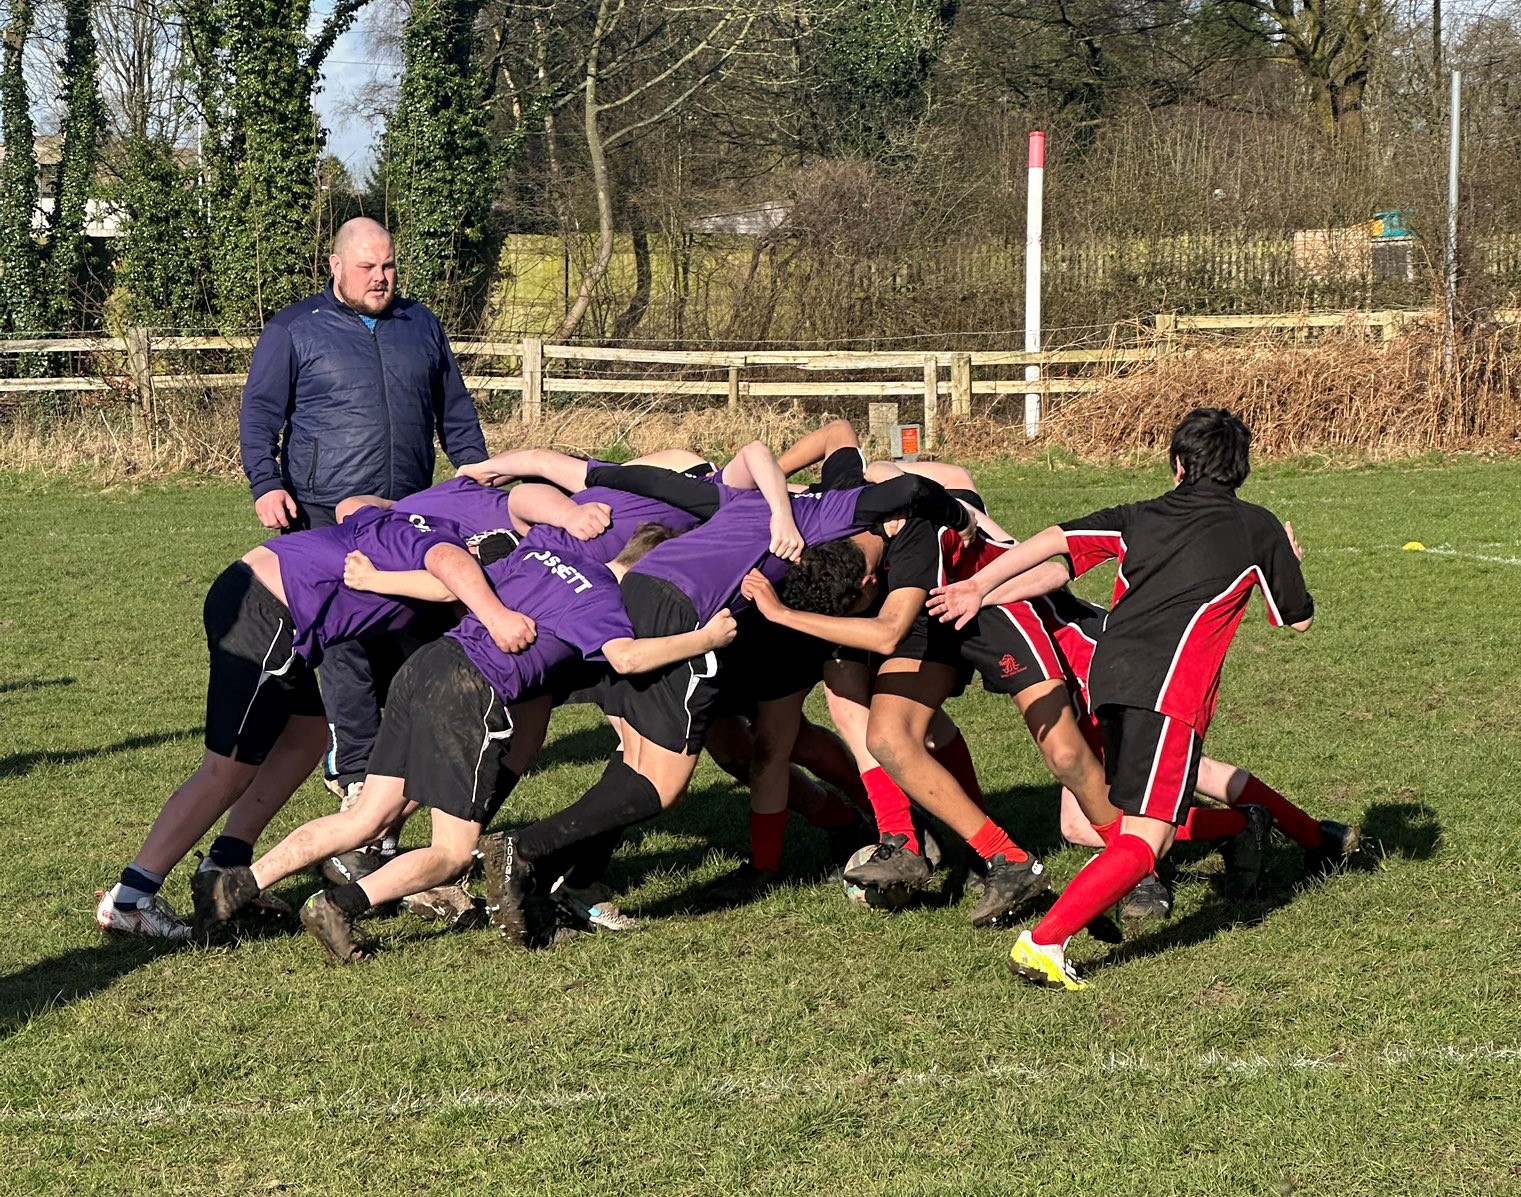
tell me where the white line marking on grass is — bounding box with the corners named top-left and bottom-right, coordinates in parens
top-left (1, 1044), bottom-right (1516, 1125)
top-left (1320, 545), bottom-right (1521, 567)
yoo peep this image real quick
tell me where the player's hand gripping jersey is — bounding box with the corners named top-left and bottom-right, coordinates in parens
top-left (1058, 480), bottom-right (1313, 733)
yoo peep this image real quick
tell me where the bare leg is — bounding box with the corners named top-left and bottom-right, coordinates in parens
top-left (250, 775), bottom-right (410, 890)
top-left (219, 715), bottom-right (328, 844)
top-left (131, 751), bottom-right (260, 877)
top-left (1014, 681), bottom-right (1121, 828)
top-left (792, 716), bottom-right (867, 803)
top-left (619, 723), bottom-right (699, 806)
top-left (1060, 789), bottom-right (1105, 847)
top-left (359, 808), bottom-right (481, 906)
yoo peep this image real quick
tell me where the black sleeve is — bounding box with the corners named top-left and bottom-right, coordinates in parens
top-left (880, 519), bottom-right (940, 594)
top-left (584, 464), bottom-right (722, 520)
top-left (1255, 514), bottom-right (1315, 626)
top-left (851, 475), bottom-right (976, 537)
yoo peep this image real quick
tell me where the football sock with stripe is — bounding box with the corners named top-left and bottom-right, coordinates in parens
top-left (968, 818), bottom-right (1028, 864)
top-left (208, 835), bottom-right (254, 868)
top-left (113, 865), bottom-right (166, 909)
top-left (931, 733), bottom-right (987, 811)
top-left (1239, 775), bottom-right (1324, 850)
top-left (749, 810), bottom-right (789, 872)
top-left (862, 766), bottom-right (918, 853)
top-left (1175, 806), bottom-right (1247, 842)
top-left (1032, 834), bottom-right (1155, 947)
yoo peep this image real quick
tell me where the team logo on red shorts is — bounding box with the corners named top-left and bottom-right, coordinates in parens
top-left (998, 654), bottom-right (1024, 678)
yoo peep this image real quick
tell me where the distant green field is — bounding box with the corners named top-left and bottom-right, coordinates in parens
top-left (0, 459), bottom-right (1515, 1196)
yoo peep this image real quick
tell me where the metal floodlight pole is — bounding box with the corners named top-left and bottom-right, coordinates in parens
top-left (1024, 131), bottom-right (1045, 438)
top-left (1444, 69), bottom-right (1461, 374)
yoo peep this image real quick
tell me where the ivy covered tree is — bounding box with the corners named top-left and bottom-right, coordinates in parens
top-left (383, 0), bottom-right (502, 325)
top-left (107, 137), bottom-right (214, 330)
top-left (44, 0), bottom-right (105, 330)
top-left (0, 0), bottom-right (44, 340)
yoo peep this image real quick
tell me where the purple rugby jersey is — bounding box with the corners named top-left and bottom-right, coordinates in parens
top-left (629, 487), bottom-right (868, 622)
top-left (448, 543), bottom-right (636, 703)
top-left (519, 485), bottom-right (703, 564)
top-left (392, 477), bottom-right (515, 539)
top-left (266, 505), bottom-right (465, 664)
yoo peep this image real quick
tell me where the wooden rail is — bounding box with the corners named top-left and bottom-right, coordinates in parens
top-left (2, 307), bottom-right (1513, 450)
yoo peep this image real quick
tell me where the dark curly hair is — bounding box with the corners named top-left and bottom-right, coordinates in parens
top-left (777, 538), bottom-right (868, 615)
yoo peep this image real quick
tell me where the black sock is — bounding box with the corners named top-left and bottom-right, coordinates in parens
top-left (329, 883), bottom-right (372, 918)
top-left (116, 865), bottom-right (165, 907)
top-left (516, 758), bottom-right (661, 863)
top-left (208, 835), bottom-right (254, 868)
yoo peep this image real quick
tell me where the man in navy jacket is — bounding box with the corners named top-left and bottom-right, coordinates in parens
top-left (239, 217), bottom-right (488, 809)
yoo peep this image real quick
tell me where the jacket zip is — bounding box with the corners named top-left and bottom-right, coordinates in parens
top-left (367, 322), bottom-right (393, 497)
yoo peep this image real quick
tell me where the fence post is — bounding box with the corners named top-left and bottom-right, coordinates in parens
top-left (1154, 313), bottom-right (1176, 358)
top-left (922, 356), bottom-right (938, 452)
top-left (867, 402), bottom-right (900, 458)
top-left (951, 353), bottom-right (972, 417)
top-left (521, 337), bottom-right (543, 424)
top-left (125, 326), bottom-right (155, 419)
top-left (727, 365), bottom-right (740, 414)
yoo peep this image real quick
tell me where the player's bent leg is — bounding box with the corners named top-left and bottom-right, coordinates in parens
top-left (1059, 788), bottom-right (1105, 848)
top-left (216, 714), bottom-right (328, 851)
top-left (357, 809), bottom-right (481, 907)
top-left (1016, 681), bottom-right (1122, 832)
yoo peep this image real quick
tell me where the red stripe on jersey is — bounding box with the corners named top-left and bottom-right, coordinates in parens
top-left (1062, 529), bottom-right (1125, 578)
top-left (991, 601), bottom-right (1064, 681)
top-left (1156, 568), bottom-right (1263, 733)
top-left (941, 528), bottom-right (1010, 583)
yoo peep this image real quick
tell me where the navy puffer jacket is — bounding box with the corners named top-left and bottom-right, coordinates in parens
top-left (239, 285), bottom-right (487, 507)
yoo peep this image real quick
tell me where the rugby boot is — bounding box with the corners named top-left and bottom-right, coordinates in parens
top-left (1220, 803), bottom-right (1273, 897)
top-left (843, 833), bottom-right (933, 888)
top-left (968, 853), bottom-right (1049, 927)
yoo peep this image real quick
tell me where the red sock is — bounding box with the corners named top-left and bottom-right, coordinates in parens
top-left (1239, 775), bottom-right (1323, 851)
top-left (1032, 835), bottom-right (1155, 947)
top-left (931, 734), bottom-right (986, 811)
top-left (1091, 815), bottom-right (1122, 846)
top-left (749, 810), bottom-right (789, 872)
top-left (1175, 805), bottom-right (1246, 842)
top-left (862, 767), bottom-right (917, 853)
top-left (968, 817), bottom-right (1027, 863)
top-left (786, 770), bottom-right (861, 829)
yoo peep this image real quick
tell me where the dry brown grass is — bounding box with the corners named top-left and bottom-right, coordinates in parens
top-left (2, 327), bottom-right (1516, 481)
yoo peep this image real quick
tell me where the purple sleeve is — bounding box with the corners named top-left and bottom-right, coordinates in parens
top-left (560, 586), bottom-right (636, 661)
top-left (239, 322), bottom-right (296, 499)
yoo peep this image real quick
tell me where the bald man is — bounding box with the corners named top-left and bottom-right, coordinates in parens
top-left (238, 217), bottom-right (487, 819)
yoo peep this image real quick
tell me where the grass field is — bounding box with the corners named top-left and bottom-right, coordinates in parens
top-left (0, 458), bottom-right (1516, 1196)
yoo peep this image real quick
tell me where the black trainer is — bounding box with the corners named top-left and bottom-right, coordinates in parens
top-left (299, 892), bottom-right (371, 964)
top-left (968, 853), bottom-right (1050, 927)
top-left (1304, 819), bottom-right (1362, 876)
top-left (842, 833), bottom-right (933, 888)
top-left (482, 833), bottom-right (543, 946)
top-left (191, 861), bottom-right (261, 942)
top-left (703, 862), bottom-right (781, 909)
top-left (1221, 804), bottom-right (1273, 897)
top-left (1117, 872), bottom-right (1173, 923)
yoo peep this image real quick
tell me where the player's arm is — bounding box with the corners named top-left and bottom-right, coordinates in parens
top-left (740, 570), bottom-right (921, 656)
top-left (929, 525), bottom-right (1070, 629)
top-left (423, 543), bottom-right (537, 652)
top-left (852, 475), bottom-right (977, 545)
top-left (777, 418), bottom-right (858, 476)
top-left (1268, 519), bottom-right (1315, 632)
top-left (721, 441), bottom-right (804, 563)
top-left (982, 557), bottom-right (1073, 607)
top-left (343, 551), bottom-right (456, 602)
top-left (602, 609), bottom-right (739, 674)
top-left (456, 448), bottom-right (591, 493)
top-left (584, 463), bottom-right (722, 519)
top-left (507, 483), bottom-right (612, 539)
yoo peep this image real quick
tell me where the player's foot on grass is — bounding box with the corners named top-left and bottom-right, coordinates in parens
top-left (483, 833), bottom-right (545, 947)
top-left (843, 833), bottom-right (932, 888)
top-left (299, 892), bottom-right (372, 963)
top-left (190, 858), bottom-right (262, 941)
top-left (95, 889), bottom-right (190, 941)
top-left (552, 879), bottom-right (641, 932)
top-left (1304, 820), bottom-right (1361, 876)
top-left (1221, 804), bottom-right (1273, 897)
top-left (702, 862), bottom-right (781, 909)
top-left (968, 854), bottom-right (1049, 927)
top-left (1008, 931), bottom-right (1088, 991)
top-left (401, 881), bottom-right (484, 931)
top-left (1117, 872), bottom-right (1173, 923)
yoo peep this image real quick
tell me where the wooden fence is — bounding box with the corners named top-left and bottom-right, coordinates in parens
top-left (2, 307), bottom-right (1515, 450)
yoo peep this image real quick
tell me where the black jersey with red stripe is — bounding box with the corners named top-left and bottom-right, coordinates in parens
top-left (1057, 479), bottom-right (1313, 734)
